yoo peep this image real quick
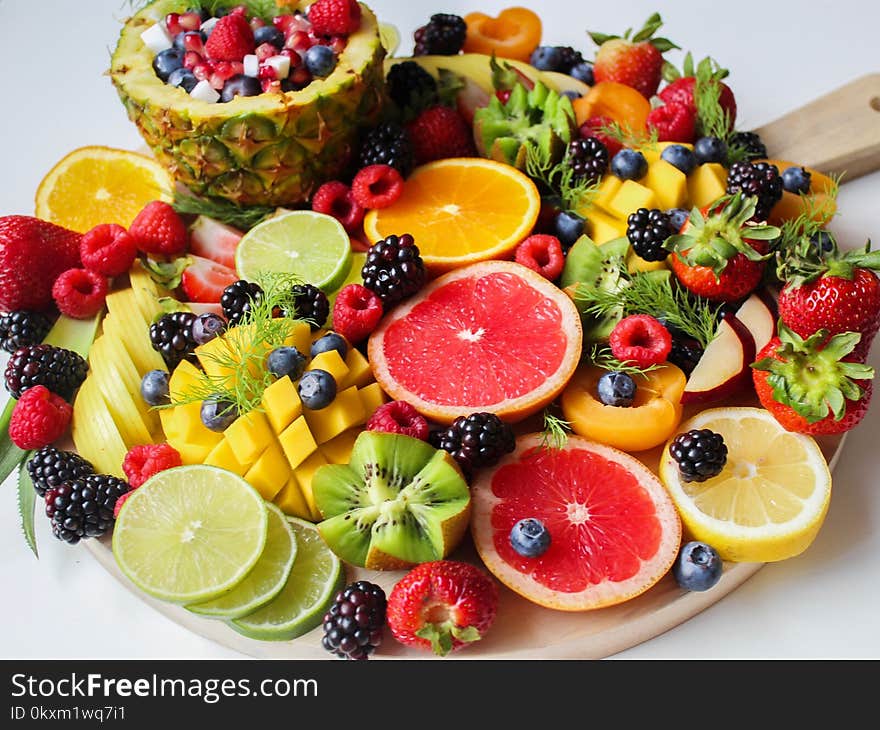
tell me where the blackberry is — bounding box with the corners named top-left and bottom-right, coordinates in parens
top-left (626, 208), bottom-right (674, 262)
top-left (149, 311), bottom-right (198, 370)
top-left (669, 429), bottom-right (728, 483)
top-left (666, 338), bottom-right (704, 376)
top-left (45, 473), bottom-right (130, 545)
top-left (556, 46), bottom-right (586, 74)
top-left (321, 580), bottom-right (387, 660)
top-left (358, 122), bottom-right (415, 177)
top-left (361, 233), bottom-right (426, 306)
top-left (0, 310), bottom-right (53, 353)
top-left (567, 136), bottom-right (609, 183)
top-left (728, 131), bottom-right (768, 162)
top-left (26, 446), bottom-right (95, 498)
top-left (726, 161), bottom-right (783, 221)
top-left (220, 279), bottom-right (263, 327)
top-left (431, 412), bottom-right (516, 477)
top-left (413, 13), bottom-right (467, 56)
top-left (385, 60), bottom-right (438, 113)
top-left (290, 283), bottom-right (329, 331)
top-left (4, 344), bottom-right (88, 400)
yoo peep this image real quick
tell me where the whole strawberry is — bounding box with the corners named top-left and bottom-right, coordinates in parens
top-left (386, 560), bottom-right (499, 656)
top-left (659, 54), bottom-right (737, 134)
top-left (406, 105), bottom-right (477, 165)
top-left (665, 194), bottom-right (779, 302)
top-left (204, 12), bottom-right (254, 61)
top-left (777, 240), bottom-right (880, 362)
top-left (588, 13), bottom-right (679, 99)
top-left (0, 215), bottom-right (82, 311)
top-left (752, 324), bottom-right (874, 435)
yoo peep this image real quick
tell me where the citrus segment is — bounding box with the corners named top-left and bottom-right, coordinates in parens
top-left (363, 158), bottom-right (540, 271)
top-left (368, 261), bottom-right (582, 424)
top-left (111, 465), bottom-right (269, 605)
top-left (658, 407), bottom-right (832, 563)
top-left (35, 145), bottom-right (174, 232)
top-left (471, 434), bottom-right (682, 611)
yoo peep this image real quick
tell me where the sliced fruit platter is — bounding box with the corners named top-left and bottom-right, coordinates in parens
top-left (1, 0), bottom-right (876, 660)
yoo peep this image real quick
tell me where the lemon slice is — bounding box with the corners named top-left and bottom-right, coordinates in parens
top-left (658, 407), bottom-right (832, 563)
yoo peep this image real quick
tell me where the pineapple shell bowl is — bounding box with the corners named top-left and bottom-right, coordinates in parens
top-left (110, 0), bottom-right (386, 207)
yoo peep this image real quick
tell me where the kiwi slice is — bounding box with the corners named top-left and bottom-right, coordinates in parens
top-left (313, 431), bottom-right (471, 570)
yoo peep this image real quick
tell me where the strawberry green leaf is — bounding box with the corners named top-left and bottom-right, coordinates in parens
top-left (450, 625), bottom-right (482, 644)
top-left (415, 624), bottom-right (454, 657)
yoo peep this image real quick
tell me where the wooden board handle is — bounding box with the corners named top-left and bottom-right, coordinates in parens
top-left (754, 73), bottom-right (880, 181)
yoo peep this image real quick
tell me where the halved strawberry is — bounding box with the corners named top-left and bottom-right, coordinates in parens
top-left (188, 215), bottom-right (243, 270)
top-left (181, 255), bottom-right (238, 304)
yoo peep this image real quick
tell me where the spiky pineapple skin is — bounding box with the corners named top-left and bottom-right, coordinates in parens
top-left (109, 0), bottom-right (386, 207)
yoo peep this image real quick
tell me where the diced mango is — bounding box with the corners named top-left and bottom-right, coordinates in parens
top-left (261, 375), bottom-right (302, 434)
top-left (607, 180), bottom-right (657, 219)
top-left (591, 175), bottom-right (623, 214)
top-left (626, 247), bottom-right (668, 274)
top-left (303, 385), bottom-right (366, 445)
top-left (641, 141), bottom-right (693, 164)
top-left (339, 347), bottom-right (373, 390)
top-left (688, 163), bottom-right (728, 209)
top-left (204, 438), bottom-right (249, 476)
top-left (273, 475), bottom-right (313, 521)
top-left (278, 415), bottom-right (318, 470)
top-left (306, 349), bottom-right (349, 386)
top-left (244, 442), bottom-right (289, 501)
top-left (644, 159), bottom-right (688, 211)
top-left (358, 382), bottom-right (387, 419)
top-left (224, 410), bottom-right (273, 464)
top-left (585, 208), bottom-right (628, 245)
top-left (319, 428), bottom-right (360, 464)
top-left (293, 450), bottom-right (329, 521)
top-left (284, 319), bottom-right (312, 354)
top-left (174, 440), bottom-right (218, 465)
top-left (169, 359), bottom-right (203, 401)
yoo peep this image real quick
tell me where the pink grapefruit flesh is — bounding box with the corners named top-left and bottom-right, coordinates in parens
top-left (368, 261), bottom-right (582, 424)
top-left (471, 433), bottom-right (682, 611)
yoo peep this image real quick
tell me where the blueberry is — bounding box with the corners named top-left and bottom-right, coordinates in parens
top-left (253, 25), bottom-right (284, 49)
top-left (610, 149), bottom-right (648, 180)
top-left (667, 207), bottom-right (690, 232)
top-left (304, 45), bottom-right (337, 78)
top-left (220, 74), bottom-right (262, 103)
top-left (529, 46), bottom-right (563, 71)
top-left (201, 395), bottom-right (239, 432)
top-left (782, 166), bottom-right (812, 194)
top-left (140, 370), bottom-right (170, 406)
top-left (693, 136), bottom-right (728, 165)
top-left (596, 370), bottom-right (636, 407)
top-left (553, 210), bottom-right (585, 248)
top-left (661, 144), bottom-right (697, 175)
top-left (673, 541), bottom-right (723, 592)
top-left (298, 369), bottom-right (337, 410)
top-left (569, 61), bottom-right (594, 85)
top-left (510, 518), bottom-right (551, 557)
top-left (168, 67), bottom-right (198, 93)
top-left (191, 313), bottom-right (227, 345)
top-left (810, 229), bottom-right (836, 254)
top-left (152, 48), bottom-right (184, 82)
top-left (310, 332), bottom-right (348, 360)
top-left (267, 346), bottom-right (307, 380)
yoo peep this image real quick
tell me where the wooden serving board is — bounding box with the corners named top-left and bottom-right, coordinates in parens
top-left (83, 76), bottom-right (878, 659)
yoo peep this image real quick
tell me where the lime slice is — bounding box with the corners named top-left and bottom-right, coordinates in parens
top-left (234, 210), bottom-right (353, 293)
top-left (379, 22), bottom-right (401, 56)
top-left (230, 517), bottom-right (344, 641)
top-left (185, 503), bottom-right (297, 619)
top-left (112, 465), bottom-right (268, 605)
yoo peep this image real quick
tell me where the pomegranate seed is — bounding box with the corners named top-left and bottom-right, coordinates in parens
top-left (290, 66), bottom-right (311, 86)
top-left (178, 12), bottom-right (202, 31)
top-left (285, 30), bottom-right (311, 53)
top-left (165, 13), bottom-right (182, 36)
top-left (193, 63), bottom-right (211, 81)
top-left (184, 51), bottom-right (203, 70)
top-left (280, 48), bottom-right (301, 66)
top-left (209, 72), bottom-right (226, 90)
top-left (183, 32), bottom-right (205, 55)
top-left (273, 15), bottom-right (296, 33)
top-left (255, 42), bottom-right (277, 61)
top-left (258, 64), bottom-right (277, 81)
top-left (250, 17), bottom-right (266, 30)
top-left (229, 61), bottom-right (244, 75)
top-left (329, 36), bottom-right (346, 54)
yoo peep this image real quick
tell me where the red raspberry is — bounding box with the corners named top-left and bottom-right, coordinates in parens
top-left (406, 105), bottom-right (476, 165)
top-left (128, 201), bottom-right (188, 256)
top-left (308, 0), bottom-right (361, 36)
top-left (332, 283), bottom-right (383, 345)
top-left (204, 12), bottom-right (255, 61)
top-left (311, 181), bottom-right (364, 232)
top-left (122, 443), bottom-right (183, 489)
top-left (514, 235), bottom-right (565, 281)
top-left (579, 115), bottom-right (623, 158)
top-left (351, 164), bottom-right (404, 209)
top-left (609, 314), bottom-right (672, 368)
top-left (367, 400), bottom-right (430, 441)
top-left (113, 490), bottom-right (134, 519)
top-left (8, 385), bottom-right (72, 450)
top-left (79, 223), bottom-right (137, 277)
top-left (647, 101), bottom-right (696, 143)
top-left (52, 268), bottom-right (108, 319)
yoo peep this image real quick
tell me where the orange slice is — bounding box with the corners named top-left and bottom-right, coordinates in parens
top-left (362, 158), bottom-right (540, 273)
top-left (35, 146), bottom-right (174, 233)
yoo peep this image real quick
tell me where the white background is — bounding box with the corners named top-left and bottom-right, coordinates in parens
top-left (1, 0), bottom-right (879, 660)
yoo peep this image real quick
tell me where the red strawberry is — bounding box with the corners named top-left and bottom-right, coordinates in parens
top-left (188, 216), bottom-right (243, 270)
top-left (659, 55), bottom-right (737, 133)
top-left (667, 195), bottom-right (779, 302)
top-left (777, 241), bottom-right (880, 362)
top-left (752, 325), bottom-right (874, 435)
top-left (204, 12), bottom-right (255, 61)
top-left (609, 314), bottom-right (672, 367)
top-left (589, 13), bottom-right (679, 99)
top-left (646, 101), bottom-right (696, 143)
top-left (129, 201), bottom-right (188, 256)
top-left (579, 116), bottom-right (623, 158)
top-left (181, 255), bottom-right (238, 304)
top-left (405, 105), bottom-right (476, 165)
top-left (0, 215), bottom-right (81, 311)
top-left (386, 560), bottom-right (499, 656)
top-left (308, 0), bottom-right (361, 36)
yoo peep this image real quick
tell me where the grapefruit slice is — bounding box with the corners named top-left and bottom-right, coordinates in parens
top-left (368, 261), bottom-right (582, 424)
top-left (471, 433), bottom-right (682, 611)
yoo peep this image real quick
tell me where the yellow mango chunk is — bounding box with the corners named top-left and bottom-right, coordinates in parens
top-left (169, 359), bottom-right (203, 401)
top-left (591, 175), bottom-right (623, 214)
top-left (306, 349), bottom-right (349, 386)
top-left (273, 475), bottom-right (313, 521)
top-left (261, 375), bottom-right (302, 434)
top-left (626, 247), bottom-right (668, 274)
top-left (293, 450), bottom-right (329, 521)
top-left (284, 319), bottom-right (312, 354)
top-left (244, 442), bottom-right (289, 501)
top-left (641, 141), bottom-right (693, 164)
top-left (585, 208), bottom-right (628, 245)
top-left (303, 386), bottom-right (367, 445)
top-left (608, 180), bottom-right (657, 219)
top-left (174, 440), bottom-right (218, 465)
top-left (644, 159), bottom-right (688, 211)
top-left (204, 438), bottom-right (249, 476)
top-left (224, 409), bottom-right (273, 464)
top-left (358, 382), bottom-right (387, 419)
top-left (339, 347), bottom-right (373, 390)
top-left (165, 401), bottom-right (222, 449)
top-left (688, 163), bottom-right (728, 209)
top-left (319, 428), bottom-right (360, 464)
top-left (278, 415), bottom-right (318, 470)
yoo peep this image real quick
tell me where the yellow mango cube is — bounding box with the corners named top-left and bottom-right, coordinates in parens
top-left (293, 450), bottom-right (329, 521)
top-left (273, 475), bottom-right (313, 521)
top-left (591, 175), bottom-right (623, 213)
top-left (688, 163), bottom-right (728, 209)
top-left (320, 428), bottom-right (360, 464)
top-left (585, 209), bottom-right (628, 245)
top-left (644, 160), bottom-right (688, 211)
top-left (358, 382), bottom-right (387, 419)
top-left (204, 438), bottom-right (249, 476)
top-left (608, 180), bottom-right (657, 219)
top-left (641, 141), bottom-right (693, 164)
top-left (166, 401), bottom-right (222, 449)
top-left (244, 442), bottom-right (289, 501)
top-left (303, 386), bottom-right (366, 445)
top-left (261, 375), bottom-right (302, 434)
top-left (224, 410), bottom-right (273, 464)
top-left (284, 319), bottom-right (312, 354)
top-left (169, 359), bottom-right (203, 401)
top-left (306, 349), bottom-right (349, 386)
top-left (174, 440), bottom-right (218, 465)
top-left (339, 347), bottom-right (373, 390)
top-left (278, 415), bottom-right (318, 470)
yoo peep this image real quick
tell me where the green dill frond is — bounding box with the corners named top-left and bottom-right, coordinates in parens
top-left (691, 56), bottom-right (733, 141)
top-left (596, 120), bottom-right (658, 151)
top-left (540, 409), bottom-right (571, 451)
top-left (524, 144), bottom-right (601, 211)
top-left (588, 343), bottom-right (662, 377)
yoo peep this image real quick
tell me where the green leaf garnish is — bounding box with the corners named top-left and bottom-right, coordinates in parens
top-left (525, 143), bottom-right (601, 212)
top-left (540, 409), bottom-right (572, 451)
top-left (173, 190), bottom-right (276, 232)
top-left (589, 343), bottom-right (662, 377)
top-left (18, 458), bottom-right (37, 559)
top-left (595, 120), bottom-right (659, 152)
